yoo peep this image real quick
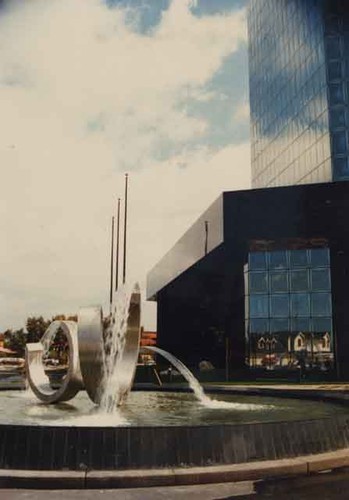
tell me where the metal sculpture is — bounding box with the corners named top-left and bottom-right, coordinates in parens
top-left (26, 284), bottom-right (141, 405)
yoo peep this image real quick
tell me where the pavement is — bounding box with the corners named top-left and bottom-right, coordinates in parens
top-left (208, 383), bottom-right (349, 391)
top-left (1, 448), bottom-right (349, 490)
top-left (0, 481), bottom-right (256, 499)
top-left (2, 469), bottom-right (349, 499)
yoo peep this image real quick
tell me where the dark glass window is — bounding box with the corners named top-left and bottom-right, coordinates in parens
top-left (329, 83), bottom-right (344, 105)
top-left (325, 15), bottom-right (340, 35)
top-left (250, 295), bottom-right (269, 318)
top-left (310, 248), bottom-right (330, 266)
top-left (328, 61), bottom-right (342, 81)
top-left (343, 16), bottom-right (349, 32)
top-left (344, 58), bottom-right (349, 79)
top-left (249, 272), bottom-right (268, 293)
top-left (312, 317), bottom-right (332, 333)
top-left (290, 249), bottom-right (308, 267)
top-left (311, 269), bottom-right (331, 290)
top-left (290, 270), bottom-right (309, 291)
top-left (332, 131), bottom-right (347, 154)
top-left (270, 272), bottom-right (288, 292)
top-left (330, 107), bottom-right (346, 128)
top-left (334, 158), bottom-right (349, 179)
top-left (249, 252), bottom-right (267, 270)
top-left (291, 293), bottom-right (310, 317)
top-left (249, 318), bottom-right (269, 333)
top-left (270, 294), bottom-right (289, 318)
top-left (326, 36), bottom-right (341, 59)
top-left (269, 251), bottom-right (287, 269)
top-left (270, 318), bottom-right (289, 333)
top-left (311, 293), bottom-right (332, 316)
top-left (292, 317), bottom-right (311, 332)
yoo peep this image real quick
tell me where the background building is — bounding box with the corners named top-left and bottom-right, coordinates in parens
top-left (147, 183), bottom-right (349, 380)
top-left (249, 0), bottom-right (349, 188)
top-left (146, 1), bottom-right (349, 381)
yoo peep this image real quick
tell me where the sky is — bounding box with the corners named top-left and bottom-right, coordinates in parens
top-left (0, 0), bottom-right (251, 331)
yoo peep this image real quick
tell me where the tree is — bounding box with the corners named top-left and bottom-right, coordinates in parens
top-left (26, 316), bottom-right (50, 343)
top-left (4, 329), bottom-right (27, 357)
top-left (3, 329), bottom-right (13, 346)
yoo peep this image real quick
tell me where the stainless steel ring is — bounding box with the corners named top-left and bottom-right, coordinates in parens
top-left (26, 320), bottom-right (83, 404)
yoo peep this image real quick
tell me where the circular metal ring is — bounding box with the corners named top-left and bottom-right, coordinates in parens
top-left (113, 283), bottom-right (141, 403)
top-left (26, 320), bottom-right (83, 404)
top-left (77, 306), bottom-right (104, 404)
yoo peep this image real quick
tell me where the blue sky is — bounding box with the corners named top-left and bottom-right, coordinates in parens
top-left (107, 0), bottom-right (250, 154)
top-left (0, 0), bottom-right (251, 330)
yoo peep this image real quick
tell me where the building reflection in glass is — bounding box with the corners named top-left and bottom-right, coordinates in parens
top-left (245, 247), bottom-right (334, 372)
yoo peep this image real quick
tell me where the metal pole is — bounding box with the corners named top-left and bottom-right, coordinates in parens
top-left (109, 216), bottom-right (115, 313)
top-left (115, 198), bottom-right (121, 292)
top-left (225, 336), bottom-right (229, 381)
top-left (123, 173), bottom-right (128, 285)
top-left (204, 220), bottom-right (208, 255)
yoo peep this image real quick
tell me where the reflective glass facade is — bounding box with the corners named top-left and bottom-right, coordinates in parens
top-left (324, 1), bottom-right (349, 180)
top-left (248, 0), bottom-right (349, 188)
top-left (245, 248), bottom-right (334, 371)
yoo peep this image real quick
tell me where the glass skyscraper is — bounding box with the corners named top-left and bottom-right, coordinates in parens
top-left (248, 0), bottom-right (349, 188)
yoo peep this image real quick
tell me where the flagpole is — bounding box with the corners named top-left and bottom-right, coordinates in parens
top-left (122, 173), bottom-right (128, 285)
top-left (115, 198), bottom-right (121, 291)
top-left (109, 216), bottom-right (115, 313)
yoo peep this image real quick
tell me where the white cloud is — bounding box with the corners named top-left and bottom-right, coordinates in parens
top-left (0, 0), bottom-right (249, 331)
top-left (233, 101), bottom-right (250, 122)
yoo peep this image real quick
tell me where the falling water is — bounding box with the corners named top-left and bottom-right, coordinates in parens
top-left (143, 345), bottom-right (253, 410)
top-left (143, 346), bottom-right (213, 405)
top-left (99, 285), bottom-right (132, 413)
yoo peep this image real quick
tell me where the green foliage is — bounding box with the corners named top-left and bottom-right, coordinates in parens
top-left (2, 313), bottom-right (78, 361)
top-left (3, 328), bottom-right (27, 357)
top-left (26, 316), bottom-right (51, 343)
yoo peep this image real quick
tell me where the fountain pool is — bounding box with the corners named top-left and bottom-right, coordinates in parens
top-left (0, 389), bottom-right (349, 427)
top-left (1, 284), bottom-right (349, 474)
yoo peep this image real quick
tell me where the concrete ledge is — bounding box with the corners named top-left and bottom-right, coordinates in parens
top-left (2, 448), bottom-right (349, 489)
top-left (0, 469), bottom-right (85, 489)
top-left (85, 458), bottom-right (308, 488)
top-left (307, 449), bottom-right (349, 473)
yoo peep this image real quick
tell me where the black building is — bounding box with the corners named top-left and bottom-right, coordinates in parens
top-left (146, 1), bottom-right (349, 380)
top-left (147, 182), bottom-right (349, 379)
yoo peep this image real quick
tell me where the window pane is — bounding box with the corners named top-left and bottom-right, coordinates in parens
top-left (292, 318), bottom-right (311, 332)
top-left (326, 37), bottom-right (341, 59)
top-left (269, 251), bottom-right (287, 269)
top-left (332, 131), bottom-right (347, 154)
top-left (334, 158), bottom-right (349, 179)
top-left (290, 270), bottom-right (309, 291)
top-left (249, 272), bottom-right (268, 293)
top-left (249, 318), bottom-right (269, 333)
top-left (329, 83), bottom-right (344, 105)
top-left (249, 252), bottom-right (267, 270)
top-left (330, 107), bottom-right (347, 128)
top-left (270, 294), bottom-right (289, 317)
top-left (270, 272), bottom-right (288, 292)
top-left (312, 317), bottom-right (332, 333)
top-left (310, 248), bottom-right (330, 267)
top-left (250, 295), bottom-right (269, 318)
top-left (328, 61), bottom-right (342, 81)
top-left (311, 293), bottom-right (332, 316)
top-left (311, 269), bottom-right (331, 290)
top-left (291, 293), bottom-right (310, 317)
top-left (290, 249), bottom-right (308, 267)
top-left (270, 318), bottom-right (289, 333)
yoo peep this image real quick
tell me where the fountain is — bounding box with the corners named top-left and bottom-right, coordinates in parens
top-left (1, 283), bottom-right (349, 479)
top-left (26, 284), bottom-right (141, 407)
